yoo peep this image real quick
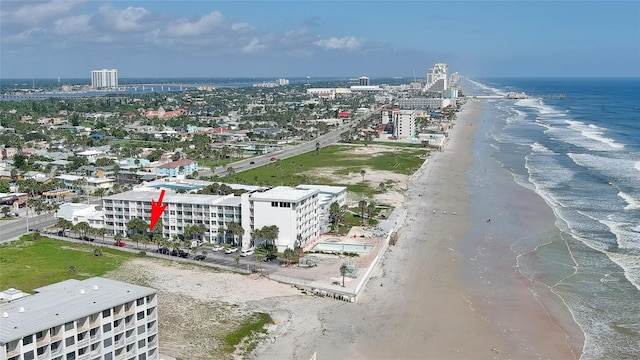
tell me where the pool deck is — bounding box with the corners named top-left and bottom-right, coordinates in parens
top-left (265, 211), bottom-right (406, 302)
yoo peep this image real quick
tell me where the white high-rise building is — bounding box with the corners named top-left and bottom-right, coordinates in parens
top-left (425, 63), bottom-right (448, 92)
top-left (0, 277), bottom-right (159, 360)
top-left (250, 186), bottom-right (320, 251)
top-left (358, 76), bottom-right (370, 86)
top-left (91, 69), bottom-right (118, 89)
top-left (392, 110), bottom-right (417, 139)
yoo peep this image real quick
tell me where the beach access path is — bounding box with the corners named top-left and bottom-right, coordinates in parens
top-left (251, 99), bottom-right (579, 359)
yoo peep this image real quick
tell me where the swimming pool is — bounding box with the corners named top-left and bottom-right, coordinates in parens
top-left (312, 243), bottom-right (373, 253)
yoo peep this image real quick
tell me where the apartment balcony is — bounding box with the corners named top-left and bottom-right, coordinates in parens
top-left (114, 337), bottom-right (125, 348)
top-left (77, 336), bottom-right (90, 347)
top-left (36, 334), bottom-right (50, 347)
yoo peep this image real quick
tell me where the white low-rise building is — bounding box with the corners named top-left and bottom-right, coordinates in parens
top-left (55, 203), bottom-right (105, 229)
top-left (0, 277), bottom-right (158, 360)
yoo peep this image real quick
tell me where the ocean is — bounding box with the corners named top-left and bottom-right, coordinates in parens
top-left (466, 78), bottom-right (640, 358)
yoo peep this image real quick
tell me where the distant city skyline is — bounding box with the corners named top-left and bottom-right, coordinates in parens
top-left (1, 1), bottom-right (638, 79)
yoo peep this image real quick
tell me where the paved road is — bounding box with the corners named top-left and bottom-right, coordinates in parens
top-left (0, 213), bottom-right (56, 242)
top-left (211, 118), bottom-right (360, 177)
top-left (38, 230), bottom-right (284, 272)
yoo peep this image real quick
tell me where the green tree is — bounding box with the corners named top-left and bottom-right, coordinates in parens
top-left (329, 202), bottom-right (347, 234)
top-left (1, 206), bottom-right (10, 218)
top-left (360, 169), bottom-right (366, 182)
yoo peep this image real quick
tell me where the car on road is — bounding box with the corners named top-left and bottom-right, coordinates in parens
top-left (240, 249), bottom-right (254, 257)
top-left (178, 250), bottom-right (189, 258)
top-left (249, 161), bottom-right (255, 165)
top-left (212, 245), bottom-right (224, 252)
top-left (263, 253), bottom-right (278, 262)
top-left (114, 241), bottom-right (126, 247)
top-left (81, 236), bottom-right (93, 242)
top-left (270, 157), bottom-right (277, 161)
top-left (224, 247), bottom-right (238, 254)
top-left (194, 254), bottom-right (206, 261)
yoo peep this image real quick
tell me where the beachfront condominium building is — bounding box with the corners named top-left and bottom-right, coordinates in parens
top-left (0, 277), bottom-right (158, 360)
top-left (103, 191), bottom-right (244, 244)
top-left (396, 97), bottom-right (453, 109)
top-left (90, 69), bottom-right (118, 89)
top-left (250, 186), bottom-right (320, 251)
top-left (295, 185), bottom-right (347, 234)
top-left (425, 63), bottom-right (448, 92)
top-left (358, 76), bottom-right (370, 86)
top-left (101, 184), bottom-right (342, 250)
top-left (391, 110), bottom-right (417, 139)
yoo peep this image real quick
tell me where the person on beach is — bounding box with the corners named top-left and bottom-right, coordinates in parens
top-left (486, 219), bottom-right (491, 223)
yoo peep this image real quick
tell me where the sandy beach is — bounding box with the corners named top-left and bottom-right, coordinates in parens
top-left (251, 99), bottom-right (582, 359)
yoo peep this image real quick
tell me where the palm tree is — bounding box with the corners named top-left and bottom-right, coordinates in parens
top-left (360, 169), bottom-right (366, 182)
top-left (340, 263), bottom-right (348, 287)
top-left (114, 233), bottom-right (124, 246)
top-left (358, 200), bottom-right (367, 224)
top-left (1, 206), bottom-right (10, 218)
top-left (329, 202), bottom-right (347, 234)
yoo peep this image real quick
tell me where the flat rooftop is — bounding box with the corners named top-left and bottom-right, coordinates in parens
top-left (104, 190), bottom-right (229, 206)
top-left (0, 277), bottom-right (156, 343)
top-left (250, 186), bottom-right (318, 202)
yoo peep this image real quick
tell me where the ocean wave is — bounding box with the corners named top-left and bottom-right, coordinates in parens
top-left (530, 142), bottom-right (554, 154)
top-left (568, 153), bottom-right (640, 189)
top-left (566, 120), bottom-right (624, 150)
top-left (618, 191), bottom-right (640, 210)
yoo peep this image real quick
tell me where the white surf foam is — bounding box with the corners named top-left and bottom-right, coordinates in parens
top-left (566, 120), bottom-right (624, 150)
top-left (617, 191), bottom-right (640, 210)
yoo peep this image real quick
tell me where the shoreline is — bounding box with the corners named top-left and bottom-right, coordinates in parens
top-left (251, 98), bottom-right (583, 359)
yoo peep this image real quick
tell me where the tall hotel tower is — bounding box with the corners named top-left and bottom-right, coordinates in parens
top-left (425, 63), bottom-right (448, 92)
top-left (91, 69), bottom-right (118, 89)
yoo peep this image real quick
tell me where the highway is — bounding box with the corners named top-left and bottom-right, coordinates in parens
top-left (0, 212), bottom-right (56, 242)
top-left (210, 118), bottom-right (360, 177)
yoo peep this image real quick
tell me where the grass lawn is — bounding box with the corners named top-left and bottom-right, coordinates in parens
top-left (356, 140), bottom-right (426, 148)
top-left (221, 145), bottom-right (428, 194)
top-left (0, 234), bottom-right (134, 292)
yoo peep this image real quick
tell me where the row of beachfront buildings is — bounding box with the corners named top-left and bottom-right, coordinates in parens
top-left (57, 178), bottom-right (346, 252)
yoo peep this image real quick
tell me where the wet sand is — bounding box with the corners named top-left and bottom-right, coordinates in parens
top-left (252, 99), bottom-right (582, 359)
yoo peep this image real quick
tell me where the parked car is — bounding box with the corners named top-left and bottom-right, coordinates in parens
top-left (263, 253), bottom-right (278, 262)
top-left (114, 241), bottom-right (126, 247)
top-left (157, 247), bottom-right (170, 255)
top-left (212, 245), bottom-right (224, 252)
top-left (194, 254), bottom-right (206, 261)
top-left (270, 157), bottom-right (277, 161)
top-left (224, 247), bottom-right (238, 254)
top-left (178, 250), bottom-right (189, 258)
top-left (57, 230), bottom-right (65, 236)
top-left (81, 236), bottom-right (93, 242)
top-left (240, 249), bottom-right (254, 257)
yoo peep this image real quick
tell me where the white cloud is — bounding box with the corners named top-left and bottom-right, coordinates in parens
top-left (314, 36), bottom-right (361, 51)
top-left (232, 22), bottom-right (254, 32)
top-left (99, 5), bottom-right (149, 32)
top-left (4, 27), bottom-right (47, 43)
top-left (54, 15), bottom-right (91, 35)
top-left (1, 0), bottom-right (86, 25)
top-left (167, 11), bottom-right (225, 37)
top-left (242, 38), bottom-right (267, 54)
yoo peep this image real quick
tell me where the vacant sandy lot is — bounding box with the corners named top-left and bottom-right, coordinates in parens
top-left (104, 258), bottom-right (302, 360)
top-left (304, 145), bottom-right (420, 208)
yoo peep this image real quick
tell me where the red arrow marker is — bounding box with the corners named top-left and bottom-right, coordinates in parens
top-left (150, 189), bottom-right (168, 231)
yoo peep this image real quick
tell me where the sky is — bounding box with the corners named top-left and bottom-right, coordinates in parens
top-left (1, 0), bottom-right (639, 79)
